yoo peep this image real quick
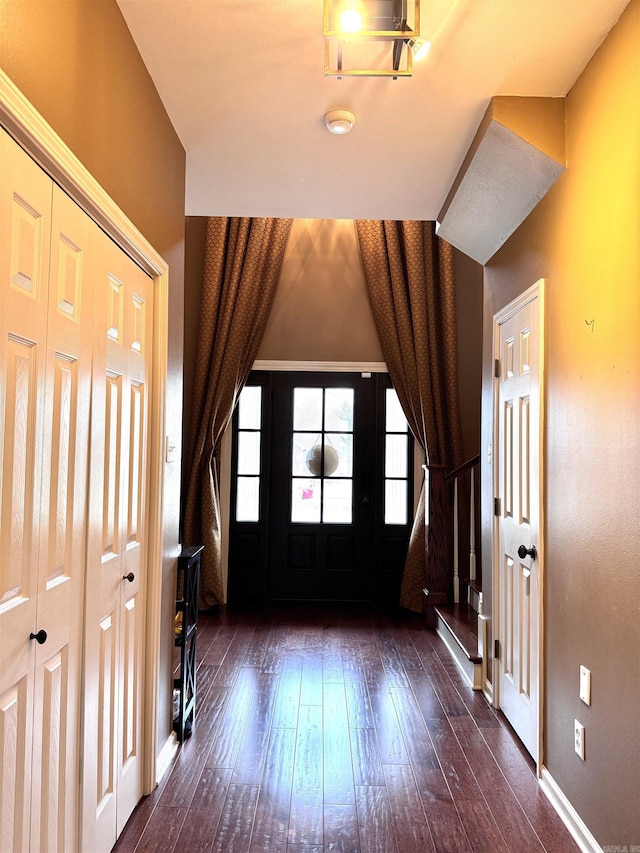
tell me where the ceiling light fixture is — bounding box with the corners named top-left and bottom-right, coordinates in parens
top-left (324, 109), bottom-right (356, 134)
top-left (323, 0), bottom-right (422, 78)
top-left (408, 37), bottom-right (431, 60)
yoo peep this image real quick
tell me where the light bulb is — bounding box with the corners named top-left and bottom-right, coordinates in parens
top-left (340, 9), bottom-right (362, 33)
top-left (324, 110), bottom-right (356, 135)
top-left (409, 38), bottom-right (431, 61)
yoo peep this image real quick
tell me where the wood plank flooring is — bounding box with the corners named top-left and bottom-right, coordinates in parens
top-left (113, 604), bottom-right (578, 853)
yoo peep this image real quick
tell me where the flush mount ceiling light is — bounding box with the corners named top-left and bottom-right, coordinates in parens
top-left (324, 109), bottom-right (356, 134)
top-left (323, 0), bottom-right (422, 77)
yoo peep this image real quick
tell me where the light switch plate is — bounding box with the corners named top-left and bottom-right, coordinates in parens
top-left (579, 665), bottom-right (591, 705)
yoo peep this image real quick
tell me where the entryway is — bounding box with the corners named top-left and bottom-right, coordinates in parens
top-left (228, 371), bottom-right (414, 604)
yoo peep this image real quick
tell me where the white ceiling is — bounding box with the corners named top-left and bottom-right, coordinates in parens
top-left (117, 0), bottom-right (630, 221)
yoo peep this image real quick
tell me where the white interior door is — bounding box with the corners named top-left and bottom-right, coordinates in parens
top-left (81, 230), bottom-right (151, 852)
top-left (0, 133), bottom-right (92, 851)
top-left (494, 283), bottom-right (544, 762)
top-left (0, 130), bottom-right (51, 853)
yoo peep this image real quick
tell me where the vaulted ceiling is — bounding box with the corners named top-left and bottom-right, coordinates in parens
top-left (117, 0), bottom-right (630, 221)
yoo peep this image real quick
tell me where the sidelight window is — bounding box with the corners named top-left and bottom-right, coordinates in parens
top-left (235, 385), bottom-right (262, 521)
top-left (384, 388), bottom-right (409, 525)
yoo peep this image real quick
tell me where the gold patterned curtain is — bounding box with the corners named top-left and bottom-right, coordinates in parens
top-left (354, 220), bottom-right (464, 612)
top-left (183, 216), bottom-right (293, 608)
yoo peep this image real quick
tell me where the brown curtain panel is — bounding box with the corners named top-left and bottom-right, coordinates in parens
top-left (183, 216), bottom-right (293, 608)
top-left (355, 220), bottom-right (464, 613)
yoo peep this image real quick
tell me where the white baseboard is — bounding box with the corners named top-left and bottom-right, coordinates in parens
top-left (482, 679), bottom-right (494, 705)
top-left (156, 731), bottom-right (179, 787)
top-left (539, 766), bottom-right (602, 853)
top-left (435, 619), bottom-right (482, 691)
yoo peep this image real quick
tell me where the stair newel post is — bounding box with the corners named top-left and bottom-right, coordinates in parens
top-left (469, 467), bottom-right (476, 583)
top-left (453, 477), bottom-right (459, 604)
top-left (422, 463), bottom-right (453, 630)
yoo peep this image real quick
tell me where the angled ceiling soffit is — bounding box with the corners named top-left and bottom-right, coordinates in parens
top-left (436, 96), bottom-right (566, 265)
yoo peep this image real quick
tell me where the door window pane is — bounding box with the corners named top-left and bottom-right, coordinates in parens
top-left (293, 432), bottom-right (319, 476)
top-left (385, 434), bottom-right (407, 478)
top-left (236, 476), bottom-right (260, 522)
top-left (386, 388), bottom-right (407, 432)
top-left (385, 480), bottom-right (407, 525)
top-left (323, 479), bottom-right (352, 524)
top-left (238, 431), bottom-right (261, 475)
top-left (293, 388), bottom-right (323, 430)
top-left (325, 388), bottom-right (354, 431)
top-left (238, 385), bottom-right (262, 429)
top-left (292, 478), bottom-right (321, 523)
top-left (325, 434), bottom-right (352, 477)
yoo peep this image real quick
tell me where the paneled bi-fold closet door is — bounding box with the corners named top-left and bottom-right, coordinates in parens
top-left (0, 132), bottom-right (94, 851)
top-left (81, 224), bottom-right (152, 853)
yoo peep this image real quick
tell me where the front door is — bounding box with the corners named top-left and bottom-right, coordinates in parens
top-left (229, 371), bottom-right (413, 603)
top-left (494, 282), bottom-right (544, 761)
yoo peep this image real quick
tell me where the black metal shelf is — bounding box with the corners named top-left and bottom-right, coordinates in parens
top-left (174, 545), bottom-right (203, 743)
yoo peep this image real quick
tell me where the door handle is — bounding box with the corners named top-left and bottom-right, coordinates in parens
top-left (518, 544), bottom-right (537, 561)
top-left (122, 572), bottom-right (135, 582)
top-left (29, 629), bottom-right (48, 645)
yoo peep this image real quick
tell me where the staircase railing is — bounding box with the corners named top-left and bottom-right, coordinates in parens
top-left (445, 454), bottom-right (480, 605)
top-left (423, 454), bottom-right (480, 629)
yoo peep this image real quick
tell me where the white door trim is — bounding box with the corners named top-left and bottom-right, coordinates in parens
top-left (253, 359), bottom-right (388, 373)
top-left (492, 278), bottom-right (546, 773)
top-left (0, 70), bottom-right (168, 795)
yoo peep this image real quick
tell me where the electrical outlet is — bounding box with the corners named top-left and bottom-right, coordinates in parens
top-left (579, 665), bottom-right (591, 704)
top-left (574, 719), bottom-right (585, 760)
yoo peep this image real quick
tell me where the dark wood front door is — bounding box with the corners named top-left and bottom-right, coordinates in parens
top-left (229, 371), bottom-right (413, 603)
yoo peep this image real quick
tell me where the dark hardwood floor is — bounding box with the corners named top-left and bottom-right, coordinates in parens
top-left (113, 604), bottom-right (578, 853)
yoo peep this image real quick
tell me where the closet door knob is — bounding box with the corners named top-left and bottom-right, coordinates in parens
top-left (29, 629), bottom-right (48, 645)
top-left (517, 544), bottom-right (537, 560)
top-left (122, 572), bottom-right (135, 583)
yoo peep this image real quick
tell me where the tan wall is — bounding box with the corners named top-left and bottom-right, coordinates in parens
top-left (482, 0), bottom-right (640, 844)
top-left (0, 0), bottom-right (186, 758)
top-left (258, 218), bottom-right (385, 363)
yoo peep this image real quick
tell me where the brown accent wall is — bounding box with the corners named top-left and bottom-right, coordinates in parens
top-left (482, 0), bottom-right (640, 844)
top-left (0, 0), bottom-right (186, 756)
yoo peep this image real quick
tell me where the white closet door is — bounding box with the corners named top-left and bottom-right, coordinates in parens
top-left (82, 230), bottom-right (152, 852)
top-left (29, 184), bottom-right (94, 852)
top-left (0, 134), bottom-right (92, 851)
top-left (0, 129), bottom-right (52, 853)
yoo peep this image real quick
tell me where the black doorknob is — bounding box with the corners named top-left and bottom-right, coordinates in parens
top-left (122, 572), bottom-right (135, 582)
top-left (518, 544), bottom-right (537, 561)
top-left (29, 629), bottom-right (47, 645)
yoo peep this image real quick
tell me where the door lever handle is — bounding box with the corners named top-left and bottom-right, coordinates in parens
top-left (29, 629), bottom-right (48, 645)
top-left (122, 572), bottom-right (135, 582)
top-left (518, 544), bottom-right (537, 561)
